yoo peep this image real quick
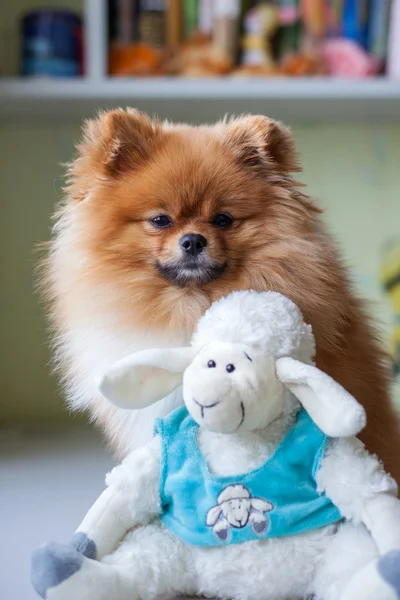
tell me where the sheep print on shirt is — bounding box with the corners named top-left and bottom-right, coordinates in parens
top-left (154, 406), bottom-right (342, 547)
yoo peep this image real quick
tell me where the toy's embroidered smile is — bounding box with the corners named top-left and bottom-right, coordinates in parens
top-left (237, 402), bottom-right (245, 429)
top-left (192, 398), bottom-right (245, 430)
top-left (193, 398), bottom-right (221, 419)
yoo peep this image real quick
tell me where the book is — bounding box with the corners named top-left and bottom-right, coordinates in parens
top-left (109, 0), bottom-right (137, 44)
top-left (167, 0), bottom-right (182, 49)
top-left (276, 1), bottom-right (302, 58)
top-left (325, 0), bottom-right (343, 37)
top-left (358, 0), bottom-right (370, 50)
top-left (199, 0), bottom-right (213, 35)
top-left (109, 1), bottom-right (142, 44)
top-left (183, 0), bottom-right (199, 37)
top-left (300, 0), bottom-right (325, 53)
top-left (121, 0), bottom-right (136, 44)
top-left (213, 0), bottom-right (241, 62)
top-left (341, 0), bottom-right (370, 49)
top-left (139, 0), bottom-right (166, 48)
top-left (132, 0), bottom-right (141, 42)
top-left (368, 0), bottom-right (392, 63)
top-left (388, 0), bottom-right (400, 78)
top-left (301, 0), bottom-right (325, 37)
top-left (108, 0), bottom-right (118, 42)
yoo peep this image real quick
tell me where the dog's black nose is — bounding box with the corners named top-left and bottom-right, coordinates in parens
top-left (179, 233), bottom-right (207, 257)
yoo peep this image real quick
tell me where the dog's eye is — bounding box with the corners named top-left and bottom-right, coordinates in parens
top-left (213, 213), bottom-right (233, 228)
top-left (151, 215), bottom-right (173, 228)
top-left (226, 364), bottom-right (235, 373)
top-left (208, 360), bottom-right (216, 368)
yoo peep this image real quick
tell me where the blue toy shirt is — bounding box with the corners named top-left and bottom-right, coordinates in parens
top-left (154, 406), bottom-right (342, 546)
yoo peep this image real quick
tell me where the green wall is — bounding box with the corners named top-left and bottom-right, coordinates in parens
top-left (1, 122), bottom-right (399, 421)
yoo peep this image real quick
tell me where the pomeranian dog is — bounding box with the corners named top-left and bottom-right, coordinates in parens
top-left (42, 108), bottom-right (400, 481)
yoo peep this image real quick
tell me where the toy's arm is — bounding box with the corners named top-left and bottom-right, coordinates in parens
top-left (71, 436), bottom-right (162, 560)
top-left (362, 492), bottom-right (400, 554)
top-left (316, 437), bottom-right (400, 554)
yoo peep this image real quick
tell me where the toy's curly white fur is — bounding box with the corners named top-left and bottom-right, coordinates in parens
top-left (32, 291), bottom-right (400, 600)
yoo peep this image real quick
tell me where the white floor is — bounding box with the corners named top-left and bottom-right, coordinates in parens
top-left (1, 424), bottom-right (115, 600)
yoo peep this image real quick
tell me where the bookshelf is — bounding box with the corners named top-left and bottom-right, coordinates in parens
top-left (1, 0), bottom-right (400, 124)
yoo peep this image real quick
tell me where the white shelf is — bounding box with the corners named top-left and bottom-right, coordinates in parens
top-left (1, 77), bottom-right (400, 124)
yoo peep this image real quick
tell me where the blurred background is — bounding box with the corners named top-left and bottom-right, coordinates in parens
top-left (1, 1), bottom-right (400, 598)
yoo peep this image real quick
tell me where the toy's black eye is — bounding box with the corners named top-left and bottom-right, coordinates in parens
top-left (213, 213), bottom-right (233, 228)
top-left (151, 215), bottom-right (173, 228)
top-left (226, 364), bottom-right (235, 373)
top-left (208, 360), bottom-right (216, 368)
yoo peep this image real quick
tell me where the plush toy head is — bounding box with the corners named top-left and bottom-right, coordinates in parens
top-left (97, 291), bottom-right (366, 437)
top-left (183, 341), bottom-right (283, 433)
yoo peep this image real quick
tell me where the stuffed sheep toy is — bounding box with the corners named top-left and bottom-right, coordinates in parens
top-left (32, 291), bottom-right (400, 600)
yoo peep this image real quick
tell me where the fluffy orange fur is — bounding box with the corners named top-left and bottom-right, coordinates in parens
top-left (42, 109), bottom-right (400, 480)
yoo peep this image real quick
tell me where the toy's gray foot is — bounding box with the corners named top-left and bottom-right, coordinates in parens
top-left (378, 551), bottom-right (400, 599)
top-left (340, 552), bottom-right (399, 600)
top-left (70, 533), bottom-right (97, 559)
top-left (31, 541), bottom-right (83, 599)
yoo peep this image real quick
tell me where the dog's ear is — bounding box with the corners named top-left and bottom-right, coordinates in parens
top-left (87, 108), bottom-right (160, 177)
top-left (67, 109), bottom-right (160, 200)
top-left (223, 115), bottom-right (301, 173)
top-left (69, 109), bottom-right (160, 196)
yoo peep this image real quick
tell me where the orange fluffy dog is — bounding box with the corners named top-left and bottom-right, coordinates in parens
top-left (42, 109), bottom-right (400, 480)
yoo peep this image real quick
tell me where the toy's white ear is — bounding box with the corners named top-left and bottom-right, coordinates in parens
top-left (97, 347), bottom-right (194, 410)
top-left (276, 357), bottom-right (366, 438)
